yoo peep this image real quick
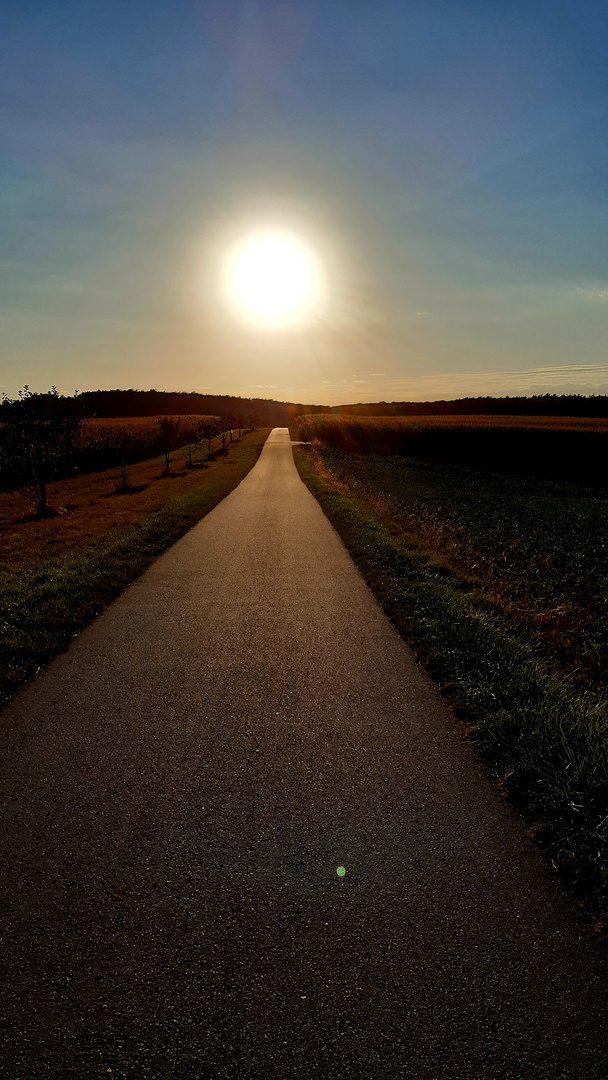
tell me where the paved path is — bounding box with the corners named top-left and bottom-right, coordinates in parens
top-left (2, 428), bottom-right (607, 1079)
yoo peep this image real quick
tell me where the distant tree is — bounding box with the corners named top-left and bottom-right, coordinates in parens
top-left (197, 417), bottom-right (222, 459)
top-left (110, 424), bottom-right (139, 490)
top-left (224, 413), bottom-right (237, 444)
top-left (0, 386), bottom-right (81, 515)
top-left (181, 418), bottom-right (200, 468)
top-left (157, 416), bottom-right (182, 474)
top-left (218, 416), bottom-right (230, 450)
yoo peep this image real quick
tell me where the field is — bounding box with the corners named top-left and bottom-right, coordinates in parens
top-left (297, 413), bottom-right (608, 431)
top-left (76, 414), bottom-right (225, 475)
top-left (2, 420), bottom-right (235, 570)
top-left (291, 414), bottom-right (608, 487)
top-left (0, 428), bottom-right (270, 703)
top-left (0, 410), bottom-right (232, 493)
top-left (307, 446), bottom-right (608, 695)
top-left (79, 414), bottom-right (229, 441)
top-left (292, 423), bottom-right (608, 924)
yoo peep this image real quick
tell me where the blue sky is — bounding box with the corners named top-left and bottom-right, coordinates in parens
top-left (1, 0), bottom-right (607, 403)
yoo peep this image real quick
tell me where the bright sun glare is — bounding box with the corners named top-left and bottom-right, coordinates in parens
top-left (225, 231), bottom-right (321, 328)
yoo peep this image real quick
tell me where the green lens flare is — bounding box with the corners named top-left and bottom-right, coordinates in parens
top-left (336, 866), bottom-right (346, 877)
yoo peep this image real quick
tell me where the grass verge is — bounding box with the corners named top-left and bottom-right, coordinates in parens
top-left (299, 447), bottom-right (608, 696)
top-left (294, 444), bottom-right (608, 928)
top-left (0, 430), bottom-right (269, 706)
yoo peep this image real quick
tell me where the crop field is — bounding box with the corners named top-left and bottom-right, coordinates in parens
top-left (307, 445), bottom-right (608, 694)
top-left (0, 410), bottom-right (232, 493)
top-left (298, 413), bottom-right (608, 432)
top-left (291, 413), bottom-right (608, 487)
top-left (76, 414), bottom-right (224, 474)
top-left (79, 413), bottom-right (223, 441)
top-left (79, 414), bottom-right (204, 443)
top-left (293, 428), bottom-right (608, 922)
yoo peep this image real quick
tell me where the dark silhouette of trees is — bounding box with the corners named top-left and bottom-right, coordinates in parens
top-left (0, 386), bottom-right (82, 514)
top-left (74, 389), bottom-right (324, 425)
top-left (71, 387), bottom-right (608, 425)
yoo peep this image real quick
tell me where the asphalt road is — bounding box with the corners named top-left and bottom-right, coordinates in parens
top-left (2, 428), bottom-right (607, 1080)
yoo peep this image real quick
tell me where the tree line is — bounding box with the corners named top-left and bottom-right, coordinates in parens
top-left (329, 393), bottom-right (608, 417)
top-left (0, 387), bottom-right (258, 515)
top-left (75, 389), bottom-right (322, 425)
top-left (76, 388), bottom-right (608, 421)
top-left (4, 383), bottom-right (605, 515)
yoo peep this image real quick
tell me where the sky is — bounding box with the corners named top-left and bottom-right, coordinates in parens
top-left (1, 0), bottom-right (607, 405)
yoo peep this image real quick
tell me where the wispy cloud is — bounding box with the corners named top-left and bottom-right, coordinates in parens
top-left (575, 287), bottom-right (608, 300)
top-left (284, 364), bottom-right (608, 405)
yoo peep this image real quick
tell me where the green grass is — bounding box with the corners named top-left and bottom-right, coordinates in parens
top-left (0, 430), bottom-right (269, 706)
top-left (294, 443), bottom-right (608, 925)
top-left (315, 447), bottom-right (608, 695)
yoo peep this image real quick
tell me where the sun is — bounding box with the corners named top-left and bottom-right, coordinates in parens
top-left (224, 231), bottom-right (322, 328)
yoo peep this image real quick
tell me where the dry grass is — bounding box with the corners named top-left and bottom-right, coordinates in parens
top-left (291, 414), bottom-right (608, 487)
top-left (293, 414), bottom-right (608, 439)
top-left (1, 431), bottom-right (231, 572)
top-left (78, 413), bottom-right (216, 441)
top-left (0, 429), bottom-right (270, 706)
top-left (294, 443), bottom-right (608, 924)
top-left (303, 414), bottom-right (608, 433)
top-left (384, 414), bottom-right (608, 430)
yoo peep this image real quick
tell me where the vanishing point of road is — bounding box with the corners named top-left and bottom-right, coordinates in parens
top-left (2, 429), bottom-right (607, 1079)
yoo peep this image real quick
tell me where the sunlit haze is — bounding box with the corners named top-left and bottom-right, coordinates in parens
top-left (224, 232), bottom-right (322, 328)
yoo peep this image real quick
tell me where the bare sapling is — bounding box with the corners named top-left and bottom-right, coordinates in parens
top-left (157, 415), bottom-right (182, 474)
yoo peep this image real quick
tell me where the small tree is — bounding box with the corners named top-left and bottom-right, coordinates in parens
top-left (218, 416), bottom-right (229, 451)
top-left (224, 413), bottom-right (236, 444)
top-left (157, 415), bottom-right (182, 474)
top-left (198, 416), bottom-right (221, 460)
top-left (181, 418), bottom-right (199, 468)
top-left (117, 425), bottom-right (141, 490)
top-left (0, 386), bottom-right (81, 515)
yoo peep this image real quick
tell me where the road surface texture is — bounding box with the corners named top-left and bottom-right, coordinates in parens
top-left (2, 428), bottom-right (607, 1080)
